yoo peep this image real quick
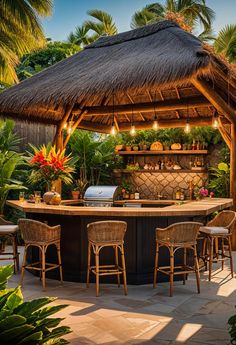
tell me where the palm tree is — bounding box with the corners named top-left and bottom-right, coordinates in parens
top-left (214, 24), bottom-right (236, 63)
top-left (68, 10), bottom-right (118, 48)
top-left (0, 0), bottom-right (52, 85)
top-left (131, 1), bottom-right (215, 34)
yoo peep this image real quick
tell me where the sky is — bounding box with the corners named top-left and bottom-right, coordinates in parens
top-left (42, 0), bottom-right (236, 41)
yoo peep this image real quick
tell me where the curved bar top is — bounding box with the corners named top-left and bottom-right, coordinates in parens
top-left (7, 198), bottom-right (233, 217)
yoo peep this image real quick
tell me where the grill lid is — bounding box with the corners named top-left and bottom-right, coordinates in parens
top-left (84, 186), bottom-right (119, 201)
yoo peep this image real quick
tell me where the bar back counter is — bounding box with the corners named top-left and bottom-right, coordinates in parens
top-left (7, 198), bottom-right (233, 284)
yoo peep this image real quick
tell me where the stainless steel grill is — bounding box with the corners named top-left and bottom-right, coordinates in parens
top-left (84, 185), bottom-right (119, 207)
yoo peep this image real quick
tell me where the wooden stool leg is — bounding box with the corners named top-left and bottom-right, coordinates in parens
top-left (56, 243), bottom-right (63, 284)
top-left (120, 244), bottom-right (128, 295)
top-left (169, 246), bottom-right (174, 297)
top-left (12, 236), bottom-right (17, 273)
top-left (20, 245), bottom-right (28, 287)
top-left (41, 245), bottom-right (46, 290)
top-left (202, 237), bottom-right (208, 271)
top-left (183, 247), bottom-right (187, 285)
top-left (86, 242), bottom-right (91, 288)
top-left (153, 241), bottom-right (159, 288)
top-left (228, 237), bottom-right (234, 278)
top-left (194, 245), bottom-right (200, 293)
top-left (221, 237), bottom-right (225, 270)
top-left (13, 235), bottom-right (19, 272)
top-left (215, 237), bottom-right (219, 260)
top-left (209, 237), bottom-right (214, 281)
top-left (114, 245), bottom-right (120, 288)
top-left (95, 246), bottom-right (100, 297)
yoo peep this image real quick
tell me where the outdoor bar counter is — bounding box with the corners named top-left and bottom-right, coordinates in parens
top-left (7, 198), bottom-right (233, 284)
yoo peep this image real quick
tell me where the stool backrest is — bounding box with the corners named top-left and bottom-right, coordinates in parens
top-left (87, 221), bottom-right (127, 243)
top-left (207, 210), bottom-right (236, 234)
top-left (156, 222), bottom-right (203, 244)
top-left (18, 219), bottom-right (61, 243)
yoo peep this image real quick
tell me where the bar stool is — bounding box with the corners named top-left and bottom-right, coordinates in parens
top-left (86, 220), bottom-right (127, 297)
top-left (0, 217), bottom-right (19, 272)
top-left (153, 222), bottom-right (203, 297)
top-left (200, 210), bottom-right (236, 281)
top-left (18, 219), bottom-right (63, 290)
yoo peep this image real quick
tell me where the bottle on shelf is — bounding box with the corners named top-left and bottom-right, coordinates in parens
top-left (192, 140), bottom-right (196, 150)
top-left (134, 190), bottom-right (140, 200)
top-left (175, 190), bottom-right (181, 200)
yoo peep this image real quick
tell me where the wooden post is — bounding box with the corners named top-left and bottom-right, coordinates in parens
top-left (53, 105), bottom-right (74, 150)
top-left (230, 124), bottom-right (236, 249)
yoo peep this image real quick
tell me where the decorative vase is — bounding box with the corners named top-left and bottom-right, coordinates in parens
top-left (72, 191), bottom-right (80, 200)
top-left (123, 193), bottom-right (130, 199)
top-left (133, 146), bottom-right (139, 151)
top-left (43, 190), bottom-right (61, 205)
top-left (130, 193), bottom-right (135, 200)
top-left (125, 146), bottom-right (132, 151)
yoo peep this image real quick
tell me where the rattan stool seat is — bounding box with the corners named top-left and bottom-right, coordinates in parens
top-left (18, 219), bottom-right (63, 290)
top-left (199, 210), bottom-right (236, 281)
top-left (87, 220), bottom-right (127, 297)
top-left (154, 222), bottom-right (203, 297)
top-left (0, 217), bottom-right (19, 273)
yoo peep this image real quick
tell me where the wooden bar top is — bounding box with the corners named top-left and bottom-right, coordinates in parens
top-left (7, 198), bottom-right (233, 217)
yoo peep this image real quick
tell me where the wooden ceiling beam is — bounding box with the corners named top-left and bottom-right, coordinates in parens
top-left (191, 77), bottom-right (236, 124)
top-left (81, 96), bottom-right (210, 116)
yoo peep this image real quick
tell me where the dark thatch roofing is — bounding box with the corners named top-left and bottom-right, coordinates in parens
top-left (0, 20), bottom-right (235, 131)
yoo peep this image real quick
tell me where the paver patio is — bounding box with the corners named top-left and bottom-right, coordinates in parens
top-left (5, 247), bottom-right (236, 345)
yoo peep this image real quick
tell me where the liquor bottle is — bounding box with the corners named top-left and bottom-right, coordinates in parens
top-left (134, 190), bottom-right (140, 200)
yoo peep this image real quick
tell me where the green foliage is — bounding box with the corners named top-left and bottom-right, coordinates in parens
top-left (0, 0), bottom-right (52, 84)
top-left (214, 24), bottom-right (236, 63)
top-left (17, 42), bottom-right (81, 81)
top-left (0, 119), bottom-right (21, 152)
top-left (68, 130), bottom-right (122, 185)
top-left (0, 265), bottom-right (71, 345)
top-left (208, 162), bottom-right (230, 197)
top-left (229, 309), bottom-right (236, 345)
top-left (189, 126), bottom-right (222, 144)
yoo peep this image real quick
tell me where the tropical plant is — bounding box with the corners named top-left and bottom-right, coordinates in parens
top-left (68, 9), bottom-right (118, 48)
top-left (28, 144), bottom-right (76, 190)
top-left (228, 307), bottom-right (236, 345)
top-left (214, 24), bottom-right (236, 63)
top-left (0, 265), bottom-right (71, 344)
top-left (68, 130), bottom-right (122, 185)
top-left (0, 151), bottom-right (27, 215)
top-left (0, 0), bottom-right (52, 84)
top-left (189, 126), bottom-right (222, 144)
top-left (131, 1), bottom-right (215, 35)
top-left (17, 41), bottom-right (81, 81)
top-left (208, 162), bottom-right (230, 197)
top-left (0, 119), bottom-right (20, 152)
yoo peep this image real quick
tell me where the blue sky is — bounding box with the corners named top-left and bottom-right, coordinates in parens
top-left (42, 0), bottom-right (236, 41)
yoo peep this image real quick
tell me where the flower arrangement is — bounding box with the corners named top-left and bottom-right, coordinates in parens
top-left (194, 187), bottom-right (209, 200)
top-left (28, 144), bottom-right (76, 190)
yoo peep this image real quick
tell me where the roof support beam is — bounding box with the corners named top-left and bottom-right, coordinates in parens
top-left (81, 96), bottom-right (210, 116)
top-left (191, 77), bottom-right (236, 124)
top-left (79, 117), bottom-right (214, 133)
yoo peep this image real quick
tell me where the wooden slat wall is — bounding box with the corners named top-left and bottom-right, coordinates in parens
top-left (1, 117), bottom-right (56, 151)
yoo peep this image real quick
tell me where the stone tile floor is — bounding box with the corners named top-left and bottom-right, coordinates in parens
top-left (4, 248), bottom-right (236, 345)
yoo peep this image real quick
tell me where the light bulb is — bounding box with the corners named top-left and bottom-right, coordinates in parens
top-left (212, 116), bottom-right (219, 129)
top-left (130, 124), bottom-right (136, 136)
top-left (63, 122), bottom-right (67, 130)
top-left (152, 119), bottom-right (159, 131)
top-left (184, 120), bottom-right (191, 134)
top-left (67, 121), bottom-right (74, 134)
top-left (110, 124), bottom-right (117, 136)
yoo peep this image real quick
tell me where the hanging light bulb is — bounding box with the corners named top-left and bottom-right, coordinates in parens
top-left (130, 124), bottom-right (136, 136)
top-left (212, 111), bottom-right (219, 129)
top-left (110, 123), bottom-right (117, 136)
top-left (63, 122), bottom-right (67, 130)
top-left (67, 120), bottom-right (74, 134)
top-left (152, 115), bottom-right (159, 131)
top-left (184, 119), bottom-right (191, 134)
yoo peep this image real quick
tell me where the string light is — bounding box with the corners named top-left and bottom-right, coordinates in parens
top-left (212, 110), bottom-right (219, 129)
top-left (110, 92), bottom-right (118, 136)
top-left (152, 91), bottom-right (159, 131)
top-left (184, 119), bottom-right (191, 134)
top-left (67, 120), bottom-right (74, 134)
top-left (63, 122), bottom-right (67, 130)
top-left (130, 124), bottom-right (136, 136)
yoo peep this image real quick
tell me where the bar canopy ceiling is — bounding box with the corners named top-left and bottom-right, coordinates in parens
top-left (0, 20), bottom-right (235, 134)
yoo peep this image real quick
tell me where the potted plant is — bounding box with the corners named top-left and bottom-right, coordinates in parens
top-left (75, 178), bottom-right (88, 199)
top-left (28, 144), bottom-right (76, 205)
top-left (121, 181), bottom-right (132, 199)
top-left (71, 186), bottom-right (80, 200)
top-left (163, 140), bottom-right (171, 151)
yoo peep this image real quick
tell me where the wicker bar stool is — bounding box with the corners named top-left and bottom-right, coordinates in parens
top-left (0, 217), bottom-right (19, 273)
top-left (153, 222), bottom-right (203, 297)
top-left (87, 220), bottom-right (127, 297)
top-left (18, 219), bottom-right (63, 290)
top-left (200, 210), bottom-right (236, 281)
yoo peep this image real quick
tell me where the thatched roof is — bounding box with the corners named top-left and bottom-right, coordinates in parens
top-left (0, 20), bottom-right (235, 132)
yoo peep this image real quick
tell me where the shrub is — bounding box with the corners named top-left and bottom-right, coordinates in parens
top-left (0, 265), bottom-right (71, 344)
